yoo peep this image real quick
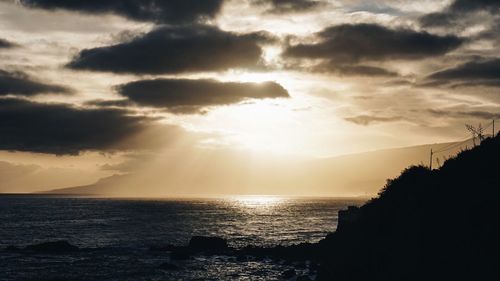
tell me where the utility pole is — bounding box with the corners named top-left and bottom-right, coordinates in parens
top-left (429, 148), bottom-right (433, 170)
top-left (493, 120), bottom-right (495, 137)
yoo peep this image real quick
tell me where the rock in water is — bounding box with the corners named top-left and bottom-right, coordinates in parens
top-left (188, 236), bottom-right (228, 252)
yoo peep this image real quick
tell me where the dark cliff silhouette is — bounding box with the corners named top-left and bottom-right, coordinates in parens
top-left (315, 133), bottom-right (500, 281)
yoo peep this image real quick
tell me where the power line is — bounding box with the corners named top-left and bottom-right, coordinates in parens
top-left (433, 137), bottom-right (471, 154)
top-left (433, 138), bottom-right (467, 152)
top-left (428, 119), bottom-right (497, 169)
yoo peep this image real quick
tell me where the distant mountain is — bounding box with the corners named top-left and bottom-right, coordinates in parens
top-left (315, 134), bottom-right (499, 281)
top-left (45, 140), bottom-right (473, 197)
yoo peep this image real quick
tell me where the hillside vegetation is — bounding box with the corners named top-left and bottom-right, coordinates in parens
top-left (316, 134), bottom-right (500, 281)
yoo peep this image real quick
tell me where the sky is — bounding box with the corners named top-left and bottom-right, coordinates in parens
top-left (0, 0), bottom-right (499, 195)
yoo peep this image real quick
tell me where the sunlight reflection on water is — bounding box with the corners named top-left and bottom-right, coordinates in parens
top-left (229, 195), bottom-right (286, 208)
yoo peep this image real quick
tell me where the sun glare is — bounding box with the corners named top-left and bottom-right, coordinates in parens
top-left (218, 100), bottom-right (304, 154)
top-left (230, 195), bottom-right (285, 208)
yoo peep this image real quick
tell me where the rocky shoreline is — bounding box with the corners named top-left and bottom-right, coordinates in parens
top-left (3, 236), bottom-right (323, 280)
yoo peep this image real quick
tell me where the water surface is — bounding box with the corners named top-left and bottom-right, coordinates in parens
top-left (0, 195), bottom-right (364, 280)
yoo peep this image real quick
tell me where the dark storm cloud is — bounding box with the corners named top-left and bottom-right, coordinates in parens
top-left (427, 58), bottom-right (500, 87)
top-left (284, 24), bottom-right (463, 62)
top-left (420, 0), bottom-right (500, 27)
top-left (0, 98), bottom-right (153, 155)
top-left (448, 0), bottom-right (500, 12)
top-left (344, 115), bottom-right (402, 126)
top-left (0, 69), bottom-right (72, 96)
top-left (259, 0), bottom-right (322, 13)
top-left (68, 25), bottom-right (271, 75)
top-left (19, 0), bottom-right (223, 24)
top-left (117, 78), bottom-right (289, 113)
top-left (0, 38), bottom-right (16, 48)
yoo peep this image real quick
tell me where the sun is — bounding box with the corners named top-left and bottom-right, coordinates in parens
top-left (215, 99), bottom-right (306, 154)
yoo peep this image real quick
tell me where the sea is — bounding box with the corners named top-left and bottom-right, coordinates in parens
top-left (0, 195), bottom-right (365, 281)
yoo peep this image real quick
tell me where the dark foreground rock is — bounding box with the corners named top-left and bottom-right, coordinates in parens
top-left (151, 236), bottom-right (320, 264)
top-left (188, 236), bottom-right (229, 252)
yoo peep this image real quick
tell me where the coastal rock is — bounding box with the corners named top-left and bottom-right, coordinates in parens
top-left (188, 236), bottom-right (228, 252)
top-left (336, 206), bottom-right (360, 231)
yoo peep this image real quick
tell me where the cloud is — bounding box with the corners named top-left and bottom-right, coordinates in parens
top-left (446, 0), bottom-right (500, 12)
top-left (0, 98), bottom-right (168, 155)
top-left (0, 161), bottom-right (39, 179)
top-left (426, 58), bottom-right (500, 87)
top-left (420, 0), bottom-right (500, 27)
top-left (0, 161), bottom-right (39, 192)
top-left (345, 1), bottom-right (402, 15)
top-left (0, 38), bottom-right (16, 48)
top-left (315, 62), bottom-right (399, 77)
top-left (19, 0), bottom-right (223, 24)
top-left (284, 23), bottom-right (463, 62)
top-left (67, 25), bottom-right (271, 74)
top-left (427, 109), bottom-right (500, 120)
top-left (85, 99), bottom-right (133, 108)
top-left (0, 69), bottom-right (72, 96)
top-left (259, 0), bottom-right (322, 13)
top-left (117, 78), bottom-right (290, 113)
top-left (344, 114), bottom-right (403, 126)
